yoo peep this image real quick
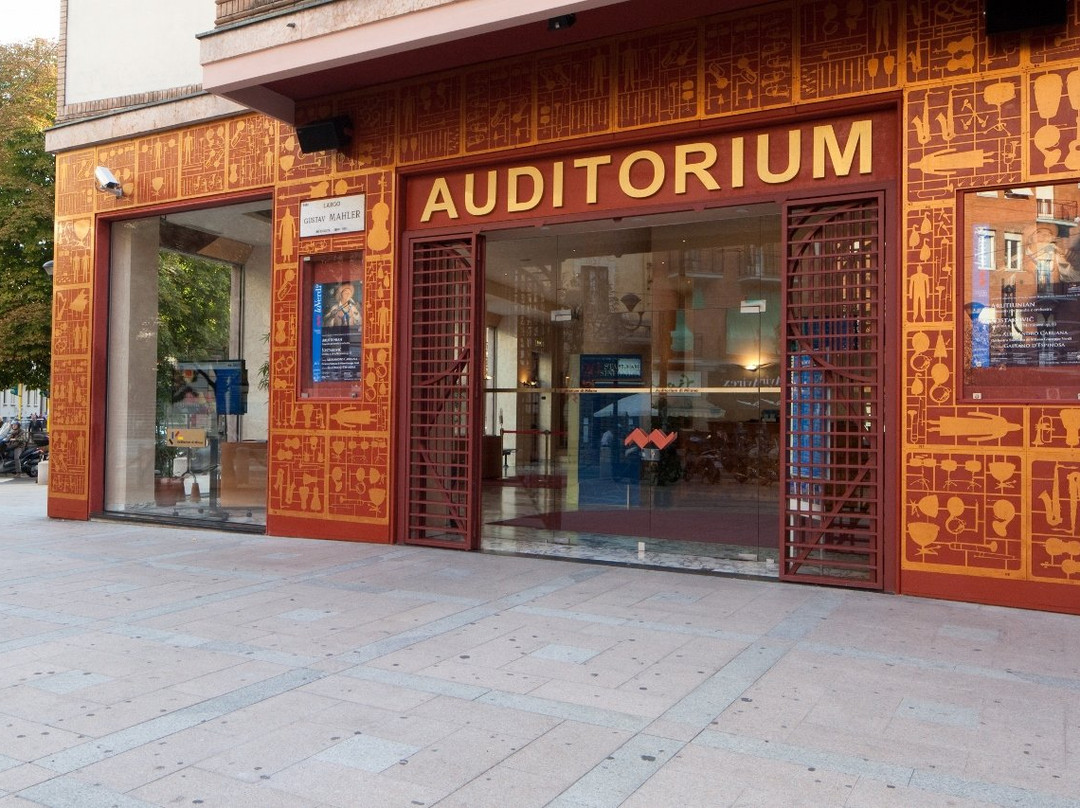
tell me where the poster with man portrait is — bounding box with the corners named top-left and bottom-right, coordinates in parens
top-left (312, 279), bottom-right (363, 383)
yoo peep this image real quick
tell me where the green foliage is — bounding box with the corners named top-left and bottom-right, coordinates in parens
top-left (155, 250), bottom-right (232, 476)
top-left (156, 250), bottom-right (232, 367)
top-left (0, 40), bottom-right (57, 393)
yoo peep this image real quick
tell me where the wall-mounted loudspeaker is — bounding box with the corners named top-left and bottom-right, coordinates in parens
top-left (985, 0), bottom-right (1067, 35)
top-left (296, 115), bottom-right (353, 154)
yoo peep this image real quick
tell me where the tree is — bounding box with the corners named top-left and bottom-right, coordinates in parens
top-left (0, 39), bottom-right (57, 393)
top-left (155, 250), bottom-right (232, 477)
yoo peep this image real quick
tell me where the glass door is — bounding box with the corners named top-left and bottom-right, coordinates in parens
top-left (481, 206), bottom-right (783, 571)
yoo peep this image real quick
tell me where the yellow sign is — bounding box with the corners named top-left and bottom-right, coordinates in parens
top-left (166, 428), bottom-right (206, 447)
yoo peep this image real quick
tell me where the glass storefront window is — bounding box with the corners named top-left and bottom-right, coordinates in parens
top-left (104, 200), bottom-right (272, 526)
top-left (481, 205), bottom-right (782, 568)
top-left (963, 183), bottom-right (1080, 400)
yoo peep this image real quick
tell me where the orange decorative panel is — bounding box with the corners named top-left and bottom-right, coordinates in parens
top-left (265, 164), bottom-right (395, 533)
top-left (48, 151), bottom-right (98, 512)
top-left (465, 61), bottom-right (534, 153)
top-left (615, 25), bottom-right (699, 129)
top-left (904, 0), bottom-right (1019, 84)
top-left (703, 5), bottom-right (794, 115)
top-left (799, 0), bottom-right (897, 100)
top-left (904, 206), bottom-right (955, 325)
top-left (1028, 67), bottom-right (1080, 178)
top-left (536, 44), bottom-right (613, 141)
top-left (1030, 455), bottom-right (1080, 581)
top-left (227, 115), bottom-right (277, 189)
top-left (179, 124), bottom-right (230, 197)
top-left (904, 449), bottom-right (1024, 574)
top-left (336, 88), bottom-right (398, 171)
top-left (906, 80), bottom-right (1023, 201)
top-left (398, 76), bottom-right (463, 165)
top-left (137, 133), bottom-right (183, 202)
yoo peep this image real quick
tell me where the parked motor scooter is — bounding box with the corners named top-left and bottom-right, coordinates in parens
top-left (0, 443), bottom-right (43, 478)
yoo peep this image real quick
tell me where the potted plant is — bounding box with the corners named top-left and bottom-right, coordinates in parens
top-left (154, 430), bottom-right (183, 506)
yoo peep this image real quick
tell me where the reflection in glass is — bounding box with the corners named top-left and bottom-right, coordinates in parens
top-left (482, 206), bottom-right (782, 571)
top-left (963, 183), bottom-right (1080, 398)
top-left (105, 200), bottom-right (271, 526)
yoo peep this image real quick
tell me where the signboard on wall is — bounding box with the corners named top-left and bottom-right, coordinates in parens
top-left (300, 195), bottom-right (366, 238)
top-left (406, 112), bottom-right (897, 229)
top-left (580, 354), bottom-right (643, 387)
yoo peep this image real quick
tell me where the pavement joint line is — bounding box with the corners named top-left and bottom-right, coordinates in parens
top-left (548, 588), bottom-right (846, 802)
top-left (476, 690), bottom-right (651, 732)
top-left (20, 775), bottom-right (158, 808)
top-left (342, 664), bottom-right (491, 701)
top-left (545, 732), bottom-right (683, 808)
top-left (763, 589), bottom-right (846, 640)
top-left (340, 573), bottom-right (608, 665)
top-left (0, 603), bottom-right (97, 627)
top-left (512, 604), bottom-right (765, 643)
top-left (0, 626), bottom-right (87, 654)
top-left (695, 729), bottom-right (1080, 808)
top-left (658, 642), bottom-right (791, 728)
top-left (35, 667), bottom-right (325, 775)
top-left (104, 624), bottom-right (321, 667)
top-left (798, 641), bottom-right (1080, 690)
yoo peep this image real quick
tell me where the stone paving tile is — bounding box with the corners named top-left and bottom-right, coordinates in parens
top-left (131, 767), bottom-right (327, 808)
top-left (0, 717), bottom-right (86, 762)
top-left (263, 757), bottom-right (443, 807)
top-left (193, 720), bottom-right (357, 783)
top-left (381, 723), bottom-right (531, 791)
top-left (501, 720), bottom-right (634, 782)
top-left (434, 763), bottom-right (563, 808)
top-left (67, 728), bottom-right (239, 794)
top-left (0, 763), bottom-right (55, 794)
top-left (0, 796), bottom-right (44, 807)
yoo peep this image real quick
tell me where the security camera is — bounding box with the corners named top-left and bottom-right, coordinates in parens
top-left (94, 166), bottom-right (123, 197)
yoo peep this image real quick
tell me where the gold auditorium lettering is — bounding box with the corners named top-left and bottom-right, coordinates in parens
top-left (418, 121), bottom-right (873, 223)
top-left (507, 166), bottom-right (543, 212)
top-left (465, 171), bottom-right (497, 216)
top-left (675, 143), bottom-right (720, 194)
top-left (573, 155), bottom-right (612, 205)
top-left (757, 130), bottom-right (800, 184)
top-left (421, 177), bottom-right (458, 222)
top-left (813, 119), bottom-right (871, 178)
top-left (619, 150), bottom-right (666, 198)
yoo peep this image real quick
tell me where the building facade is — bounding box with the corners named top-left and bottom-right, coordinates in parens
top-left (45, 0), bottom-right (1080, 614)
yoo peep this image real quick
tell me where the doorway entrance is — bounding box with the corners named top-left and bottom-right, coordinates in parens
top-left (479, 206), bottom-right (782, 571)
top-left (401, 196), bottom-right (888, 586)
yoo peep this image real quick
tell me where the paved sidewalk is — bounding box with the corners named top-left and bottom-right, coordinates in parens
top-left (0, 477), bottom-right (1077, 808)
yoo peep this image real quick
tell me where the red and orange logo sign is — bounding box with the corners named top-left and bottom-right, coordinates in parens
top-left (624, 428), bottom-right (677, 450)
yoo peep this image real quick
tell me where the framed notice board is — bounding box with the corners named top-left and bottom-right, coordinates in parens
top-left (300, 251), bottom-right (364, 398)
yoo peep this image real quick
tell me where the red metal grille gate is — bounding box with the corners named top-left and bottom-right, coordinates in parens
top-left (781, 195), bottom-right (885, 588)
top-left (400, 205), bottom-right (887, 585)
top-left (398, 236), bottom-right (482, 548)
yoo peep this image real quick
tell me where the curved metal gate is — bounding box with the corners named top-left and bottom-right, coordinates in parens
top-left (781, 194), bottom-right (885, 588)
top-left (399, 235), bottom-right (482, 548)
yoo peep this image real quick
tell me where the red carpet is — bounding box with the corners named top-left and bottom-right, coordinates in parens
top-left (491, 506), bottom-right (777, 547)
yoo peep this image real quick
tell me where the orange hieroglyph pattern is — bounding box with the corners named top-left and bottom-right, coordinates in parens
top-left (900, 0), bottom-right (1080, 592)
top-left (49, 2), bottom-right (1080, 595)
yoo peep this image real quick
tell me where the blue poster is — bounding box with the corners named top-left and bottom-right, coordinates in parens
top-left (313, 280), bottom-right (363, 383)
